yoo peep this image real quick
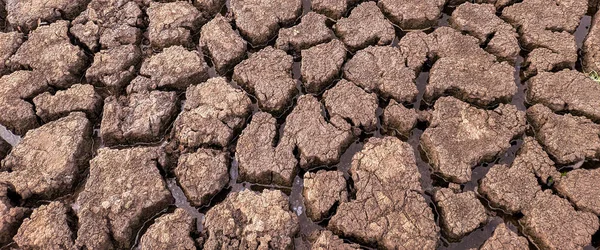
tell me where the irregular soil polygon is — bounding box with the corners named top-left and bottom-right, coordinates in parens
top-left (527, 104), bottom-right (600, 164)
top-left (236, 112), bottom-right (297, 186)
top-left (0, 112), bottom-right (91, 200)
top-left (334, 2), bottom-right (395, 51)
top-left (85, 44), bottom-right (142, 94)
top-left (5, 0), bottom-right (88, 30)
top-left (556, 168), bottom-right (600, 216)
top-left (329, 137), bottom-right (439, 249)
top-left (140, 46), bottom-right (209, 90)
top-left (175, 148), bottom-right (229, 207)
top-left (174, 77), bottom-right (252, 148)
top-left (302, 170), bottom-right (347, 221)
top-left (382, 100), bottom-right (418, 137)
top-left (421, 97), bottom-right (526, 183)
top-left (312, 0), bottom-right (356, 19)
top-left (281, 95), bottom-right (353, 168)
top-left (0, 32), bottom-right (24, 76)
top-left (13, 201), bottom-right (74, 249)
top-left (139, 208), bottom-right (196, 250)
top-left (378, 0), bottom-right (445, 30)
top-left (323, 79), bottom-right (379, 131)
top-left (74, 147), bottom-right (173, 249)
top-left (300, 39), bottom-right (346, 93)
top-left (33, 84), bottom-right (102, 122)
top-left (308, 230), bottom-right (360, 250)
top-left (0, 70), bottom-right (48, 135)
top-left (200, 14), bottom-right (247, 75)
top-left (479, 223), bottom-right (529, 250)
top-left (233, 47), bottom-right (297, 112)
top-left (203, 189), bottom-right (299, 249)
top-left (147, 1), bottom-right (202, 49)
top-left (434, 188), bottom-right (488, 239)
top-left (230, 0), bottom-right (302, 45)
top-left (275, 12), bottom-right (335, 52)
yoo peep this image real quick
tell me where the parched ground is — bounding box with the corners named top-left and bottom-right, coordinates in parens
top-left (1, 0), bottom-right (600, 249)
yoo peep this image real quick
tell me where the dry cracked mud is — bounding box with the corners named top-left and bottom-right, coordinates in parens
top-left (1, 0), bottom-right (600, 249)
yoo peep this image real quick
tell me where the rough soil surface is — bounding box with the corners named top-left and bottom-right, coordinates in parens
top-left (434, 188), bottom-right (488, 239)
top-left (33, 84), bottom-right (102, 122)
top-left (3, 1), bottom-right (600, 249)
top-left (527, 104), bottom-right (600, 164)
top-left (139, 208), bottom-right (196, 250)
top-left (175, 148), bottom-right (229, 207)
top-left (13, 201), bottom-right (74, 249)
top-left (280, 95), bottom-right (354, 168)
top-left (0, 113), bottom-right (91, 200)
top-left (479, 137), bottom-right (559, 214)
top-left (200, 14), bottom-right (247, 75)
top-left (0, 71), bottom-right (48, 135)
top-left (233, 46), bottom-right (297, 112)
top-left (520, 190), bottom-right (599, 250)
top-left (74, 147), bottom-right (172, 249)
top-left (480, 223), bottom-right (529, 250)
top-left (140, 46), bottom-right (209, 90)
top-left (303, 170), bottom-right (348, 221)
top-left (526, 70), bottom-right (600, 122)
top-left (276, 12), bottom-right (334, 52)
top-left (203, 189), bottom-right (299, 249)
top-left (344, 46), bottom-right (418, 103)
top-left (100, 89), bottom-right (178, 146)
top-left (379, 0), bottom-right (445, 30)
top-left (301, 39), bottom-right (347, 93)
top-left (334, 2), bottom-right (395, 51)
top-left (421, 97), bottom-right (526, 183)
top-left (174, 77), bottom-right (251, 148)
top-left (323, 80), bottom-right (379, 131)
top-left (85, 44), bottom-right (142, 94)
top-left (236, 112), bottom-right (297, 186)
top-left (9, 21), bottom-right (87, 88)
top-left (329, 137), bottom-right (439, 249)
top-left (230, 0), bottom-right (302, 45)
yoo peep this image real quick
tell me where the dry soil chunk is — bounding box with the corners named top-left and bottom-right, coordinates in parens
top-left (527, 70), bottom-right (600, 123)
top-left (200, 14), bottom-right (247, 75)
top-left (0, 32), bottom-right (24, 75)
top-left (233, 47), bottom-right (297, 112)
top-left (378, 0), bottom-right (445, 30)
top-left (86, 44), bottom-right (142, 94)
top-left (0, 71), bottom-right (48, 135)
top-left (450, 3), bottom-right (520, 62)
top-left (140, 46), bottom-right (209, 90)
top-left (9, 21), bottom-right (87, 88)
top-left (421, 97), bottom-right (526, 183)
top-left (100, 90), bottom-right (178, 146)
top-left (479, 137), bottom-right (558, 213)
top-left (203, 190), bottom-right (299, 249)
top-left (382, 100), bottom-right (418, 137)
top-left (0, 185), bottom-right (28, 245)
top-left (5, 0), bottom-right (88, 30)
top-left (344, 46), bottom-right (417, 103)
top-left (301, 39), bottom-right (346, 93)
top-left (276, 12), bottom-right (334, 52)
top-left (194, 0), bottom-right (226, 23)
top-left (33, 84), bottom-right (102, 122)
top-left (308, 230), bottom-right (360, 250)
top-left (527, 104), bottom-right (600, 164)
top-left (0, 113), bottom-right (91, 200)
top-left (426, 56), bottom-right (516, 106)
top-left (174, 77), bottom-right (251, 148)
top-left (434, 188), bottom-right (488, 239)
top-left (334, 2), bottom-right (395, 51)
top-left (74, 147), bottom-right (172, 249)
top-left (520, 190), bottom-right (599, 249)
top-left (230, 0), bottom-right (301, 45)
top-left (303, 170), bottom-right (347, 221)
top-left (584, 10), bottom-right (600, 72)
top-left (175, 148), bottom-right (229, 207)
top-left (13, 202), bottom-right (74, 249)
top-left (139, 208), bottom-right (196, 250)
top-left (73, 0), bottom-right (144, 49)
top-left (312, 0), bottom-right (355, 19)
top-left (147, 1), bottom-right (201, 49)
top-left (323, 80), bottom-right (379, 131)
top-left (281, 95), bottom-right (353, 168)
top-left (480, 223), bottom-right (529, 250)
top-left (503, 0), bottom-right (586, 76)
top-left (329, 137), bottom-right (439, 249)
top-left (236, 112), bottom-right (297, 186)
top-left (556, 168), bottom-right (600, 215)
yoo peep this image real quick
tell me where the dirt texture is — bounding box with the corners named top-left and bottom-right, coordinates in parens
top-left (301, 39), bottom-right (347, 93)
top-left (334, 2), bottom-right (395, 51)
top-left (13, 201), bottom-right (74, 249)
top-left (479, 223), bottom-right (529, 250)
top-left (139, 208), bottom-right (197, 250)
top-left (302, 170), bottom-right (348, 221)
top-left (200, 14), bottom-right (247, 75)
top-left (175, 148), bottom-right (229, 207)
top-left (86, 44), bottom-right (142, 94)
top-left (140, 46), bottom-right (209, 90)
top-left (323, 79), bottom-right (379, 132)
top-left (33, 84), bottom-right (102, 122)
top-left (434, 188), bottom-right (488, 239)
top-left (230, 0), bottom-right (302, 45)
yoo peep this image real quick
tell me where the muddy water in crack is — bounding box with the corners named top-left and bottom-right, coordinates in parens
top-left (0, 124), bottom-right (21, 146)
